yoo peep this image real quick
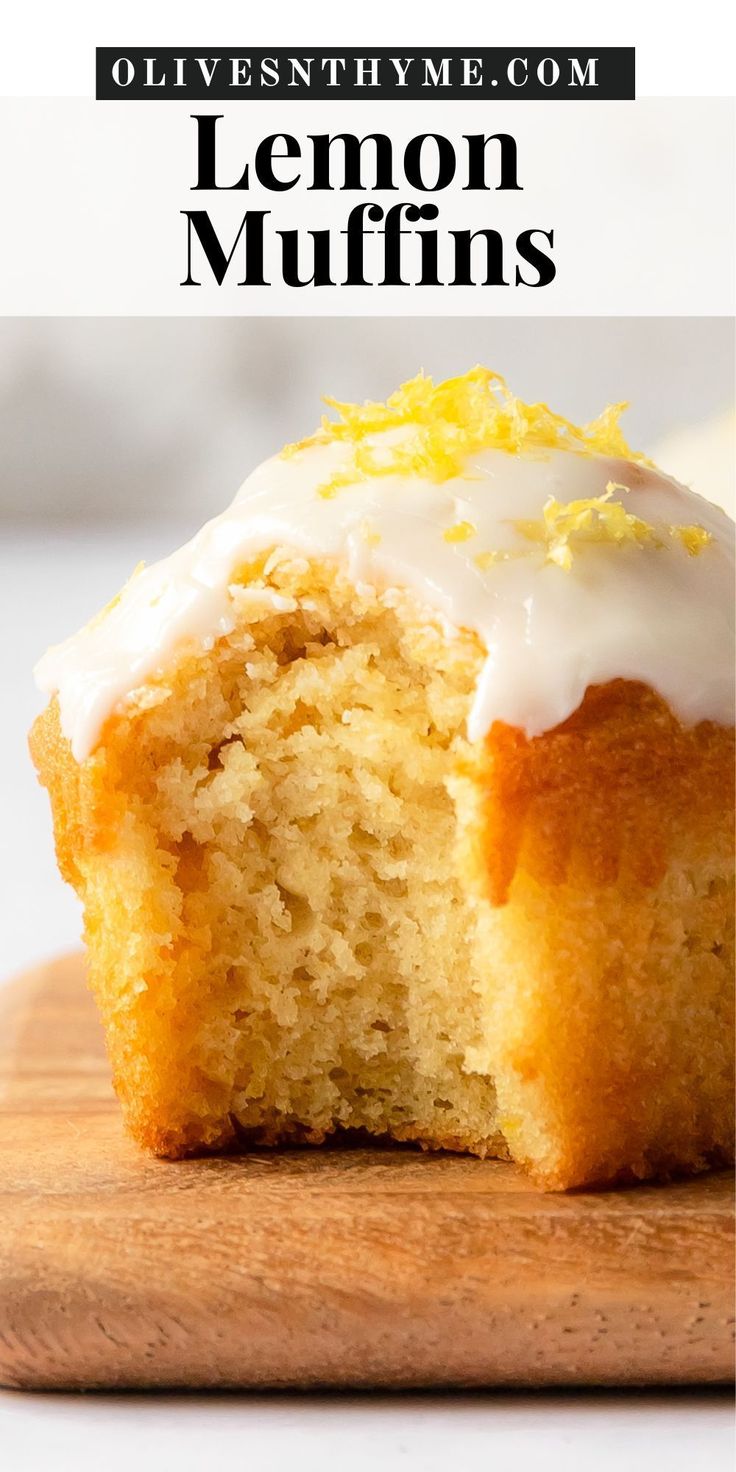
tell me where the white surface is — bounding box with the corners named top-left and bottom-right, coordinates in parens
top-left (3, 1389), bottom-right (736, 1472)
top-left (654, 411), bottom-right (736, 522)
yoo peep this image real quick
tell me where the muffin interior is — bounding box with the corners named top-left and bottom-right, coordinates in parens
top-left (95, 557), bottom-right (505, 1156)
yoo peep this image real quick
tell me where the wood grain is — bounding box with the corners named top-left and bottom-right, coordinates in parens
top-left (0, 953), bottom-right (733, 1391)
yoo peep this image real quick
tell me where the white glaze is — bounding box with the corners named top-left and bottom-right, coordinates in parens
top-left (35, 437), bottom-right (735, 761)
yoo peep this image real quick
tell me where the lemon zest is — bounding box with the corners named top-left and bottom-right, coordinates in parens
top-left (283, 367), bottom-right (650, 498)
top-left (443, 520), bottom-right (477, 544)
top-left (89, 561), bottom-right (146, 629)
top-left (359, 518), bottom-right (382, 548)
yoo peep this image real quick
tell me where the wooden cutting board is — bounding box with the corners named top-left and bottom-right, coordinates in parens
top-left (0, 953), bottom-right (733, 1392)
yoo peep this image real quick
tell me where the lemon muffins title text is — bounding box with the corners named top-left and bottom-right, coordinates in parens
top-left (181, 117), bottom-right (556, 291)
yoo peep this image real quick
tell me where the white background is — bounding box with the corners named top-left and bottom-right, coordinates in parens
top-left (0, 97), bottom-right (733, 314)
top-left (1, 3), bottom-right (734, 1468)
top-left (3, 315), bottom-right (732, 985)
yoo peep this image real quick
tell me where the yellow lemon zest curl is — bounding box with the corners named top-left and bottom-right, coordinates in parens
top-left (513, 483), bottom-right (712, 573)
top-left (283, 367), bottom-right (650, 499)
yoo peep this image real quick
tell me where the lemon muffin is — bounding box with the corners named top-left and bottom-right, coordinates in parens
top-left (31, 369), bottom-right (735, 1189)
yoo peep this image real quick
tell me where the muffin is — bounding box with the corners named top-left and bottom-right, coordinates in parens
top-left (31, 368), bottom-right (735, 1189)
